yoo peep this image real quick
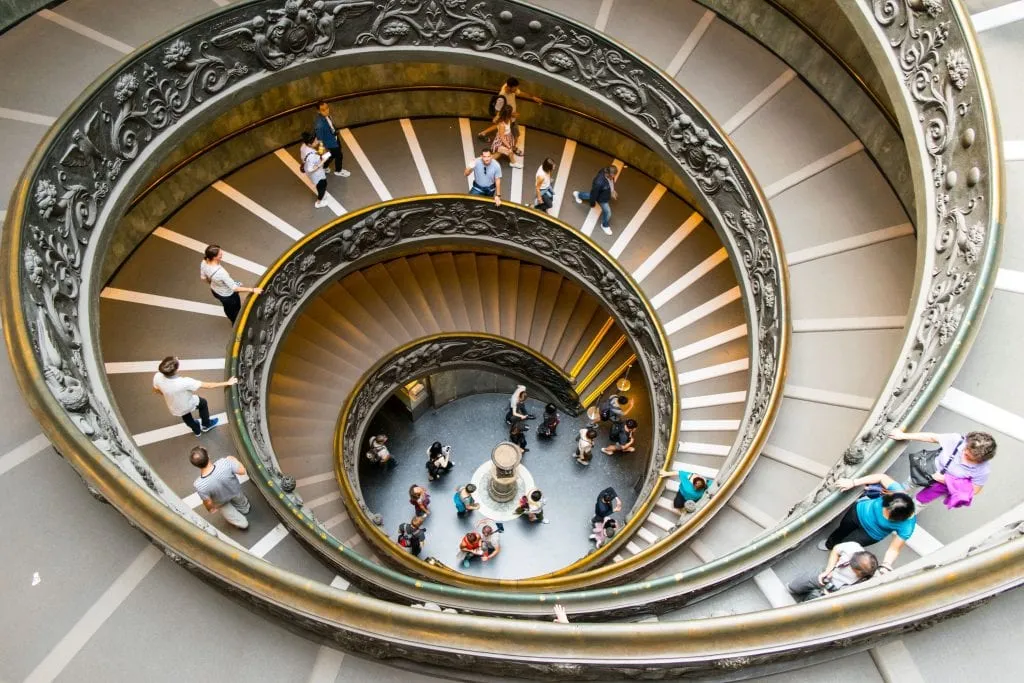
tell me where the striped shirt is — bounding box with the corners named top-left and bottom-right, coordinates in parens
top-left (193, 459), bottom-right (242, 506)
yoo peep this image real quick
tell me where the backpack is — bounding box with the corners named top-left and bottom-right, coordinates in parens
top-left (600, 407), bottom-right (612, 422)
top-left (488, 93), bottom-right (505, 117)
top-left (453, 490), bottom-right (467, 514)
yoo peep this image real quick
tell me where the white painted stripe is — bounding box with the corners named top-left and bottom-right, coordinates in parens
top-left (211, 0), bottom-right (230, 6)
top-left (459, 117), bottom-right (476, 190)
top-left (212, 180), bottom-right (306, 240)
top-left (510, 125), bottom-right (527, 204)
top-left (296, 471), bottom-right (337, 487)
top-left (668, 461), bottom-right (720, 478)
top-left (38, 9), bottom-right (133, 53)
top-left (632, 212), bottom-right (703, 284)
top-left (656, 495), bottom-right (678, 514)
top-left (152, 226), bottom-right (266, 275)
top-left (595, 0), bottom-right (615, 30)
top-left (1005, 140), bottom-right (1024, 161)
top-left (636, 527), bottom-right (658, 544)
top-left (100, 288), bottom-right (224, 317)
top-left (308, 646), bottom-right (346, 683)
top-left (344, 532), bottom-right (364, 547)
top-left (273, 149), bottom-right (345, 216)
top-left (995, 268), bottom-right (1024, 294)
top-left (183, 474), bottom-right (250, 509)
top-left (723, 69), bottom-right (797, 134)
top-left (665, 10), bottom-right (715, 75)
top-left (673, 324), bottom-right (747, 362)
top-left (580, 159), bottom-right (624, 237)
top-left (330, 575), bottom-right (350, 590)
top-left (647, 512), bottom-right (675, 531)
top-left (24, 545), bottom-right (162, 683)
top-left (105, 357), bottom-right (225, 375)
top-left (679, 358), bottom-right (749, 385)
top-left (905, 525), bottom-right (944, 556)
top-left (651, 248), bottom-right (728, 309)
top-left (753, 568), bottom-right (797, 607)
top-left (679, 419), bottom-right (740, 432)
top-left (322, 511), bottom-right (350, 530)
top-left (940, 386), bottom-right (1024, 441)
top-left (729, 496), bottom-right (775, 528)
top-left (784, 385), bottom-right (874, 411)
top-left (677, 441), bottom-right (730, 457)
top-left (971, 1), bottom-right (1024, 32)
top-left (689, 538), bottom-right (715, 562)
top-left (307, 491), bottom-right (341, 509)
top-left (249, 523), bottom-right (289, 558)
top-left (761, 444), bottom-right (829, 478)
top-left (626, 540), bottom-right (644, 554)
top-left (870, 640), bottom-right (927, 683)
top-left (0, 107), bottom-right (56, 126)
top-left (340, 128), bottom-right (391, 201)
top-left (663, 287), bottom-right (741, 335)
top-left (550, 139), bottom-right (576, 218)
top-left (609, 184), bottom-right (666, 258)
top-left (681, 391), bottom-right (746, 409)
top-left (133, 412), bottom-right (229, 447)
top-left (787, 223), bottom-right (914, 266)
top-left (0, 434), bottom-right (50, 477)
top-left (764, 141), bottom-right (864, 198)
top-left (400, 118), bottom-right (438, 194)
top-left (792, 315), bottom-right (906, 333)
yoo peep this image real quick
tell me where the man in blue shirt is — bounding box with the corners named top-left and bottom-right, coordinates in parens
top-left (313, 101), bottom-right (351, 178)
top-left (573, 165), bottom-right (620, 235)
top-left (464, 149), bottom-right (502, 205)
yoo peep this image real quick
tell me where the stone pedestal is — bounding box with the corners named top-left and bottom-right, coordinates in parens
top-left (487, 442), bottom-right (522, 503)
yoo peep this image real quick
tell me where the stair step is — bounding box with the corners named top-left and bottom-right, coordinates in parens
top-left (635, 526), bottom-right (658, 544)
top-left (454, 253), bottom-right (487, 331)
top-left (540, 279), bottom-right (582, 359)
top-left (514, 264), bottom-right (543, 344)
top-left (528, 271), bottom-right (564, 349)
top-left (407, 254), bottom-right (456, 329)
top-left (432, 252), bottom-right (470, 329)
top-left (385, 257), bottom-right (441, 333)
top-left (476, 254), bottom-right (502, 335)
top-left (647, 512), bottom-right (675, 531)
top-left (363, 263), bottom-right (427, 338)
top-left (497, 258), bottom-right (520, 339)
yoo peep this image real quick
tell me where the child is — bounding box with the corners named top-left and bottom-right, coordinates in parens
top-left (589, 517), bottom-right (619, 548)
top-left (454, 483), bottom-right (480, 516)
top-left (538, 403), bottom-right (560, 438)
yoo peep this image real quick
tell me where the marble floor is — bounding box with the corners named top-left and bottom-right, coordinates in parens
top-left (361, 392), bottom-right (648, 579)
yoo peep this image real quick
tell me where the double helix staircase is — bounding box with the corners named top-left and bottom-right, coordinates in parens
top-left (1, 0), bottom-right (1021, 681)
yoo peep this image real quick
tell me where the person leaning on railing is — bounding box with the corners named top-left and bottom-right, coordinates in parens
top-left (821, 473), bottom-right (917, 573)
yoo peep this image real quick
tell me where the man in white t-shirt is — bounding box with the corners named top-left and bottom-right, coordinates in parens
top-left (153, 357), bottom-right (237, 436)
top-left (890, 428), bottom-right (997, 496)
top-left (788, 541), bottom-right (879, 601)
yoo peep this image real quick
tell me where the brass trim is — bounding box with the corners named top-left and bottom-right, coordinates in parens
top-left (574, 335), bottom-right (627, 397)
top-left (582, 354), bottom-right (638, 409)
top-left (568, 316), bottom-right (615, 380)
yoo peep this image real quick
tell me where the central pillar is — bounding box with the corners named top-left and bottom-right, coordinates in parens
top-left (487, 441), bottom-right (522, 503)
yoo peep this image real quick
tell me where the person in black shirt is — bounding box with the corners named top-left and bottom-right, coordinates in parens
top-left (594, 487), bottom-right (622, 521)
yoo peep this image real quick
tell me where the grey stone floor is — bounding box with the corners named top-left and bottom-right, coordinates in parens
top-left (361, 392), bottom-right (646, 579)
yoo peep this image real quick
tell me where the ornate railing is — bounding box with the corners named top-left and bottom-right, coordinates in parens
top-left (231, 196), bottom-right (677, 585)
top-left (34, 0), bottom-right (1024, 675)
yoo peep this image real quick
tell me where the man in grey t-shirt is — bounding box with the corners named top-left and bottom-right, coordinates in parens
top-left (788, 541), bottom-right (878, 601)
top-left (190, 446), bottom-right (250, 529)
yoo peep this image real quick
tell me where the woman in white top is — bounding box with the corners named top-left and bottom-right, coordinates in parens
top-left (506, 385), bottom-right (530, 425)
top-left (300, 131), bottom-right (330, 208)
top-left (533, 157), bottom-right (555, 212)
top-left (201, 245), bottom-right (263, 323)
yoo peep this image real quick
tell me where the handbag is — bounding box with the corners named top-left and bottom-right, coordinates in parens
top-left (909, 445), bottom-right (956, 487)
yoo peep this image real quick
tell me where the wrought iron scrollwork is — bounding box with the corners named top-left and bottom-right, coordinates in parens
top-left (235, 198), bottom-right (674, 497)
top-left (791, 0), bottom-right (998, 513)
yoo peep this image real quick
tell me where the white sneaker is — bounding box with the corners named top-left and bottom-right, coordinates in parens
top-left (334, 169), bottom-right (351, 177)
top-left (816, 540), bottom-right (828, 551)
top-left (572, 191), bottom-right (581, 204)
top-left (601, 225), bottom-right (612, 235)
top-left (314, 199), bottom-right (327, 209)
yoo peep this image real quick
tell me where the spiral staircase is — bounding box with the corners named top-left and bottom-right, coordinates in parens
top-left (1, 0), bottom-right (1022, 681)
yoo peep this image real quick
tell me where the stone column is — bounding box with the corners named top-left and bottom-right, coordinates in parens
top-left (487, 442), bottom-right (522, 503)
